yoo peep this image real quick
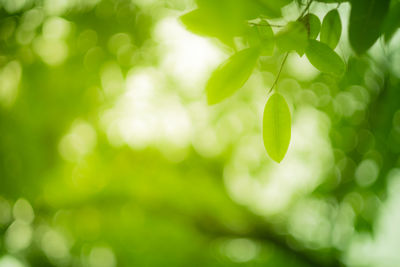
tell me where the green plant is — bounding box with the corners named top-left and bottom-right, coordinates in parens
top-left (181, 0), bottom-right (397, 162)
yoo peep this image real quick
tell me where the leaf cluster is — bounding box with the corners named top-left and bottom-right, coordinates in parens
top-left (181, 0), bottom-right (399, 162)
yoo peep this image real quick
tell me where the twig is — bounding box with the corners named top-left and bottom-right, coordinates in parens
top-left (299, 0), bottom-right (313, 18)
top-left (267, 52), bottom-right (289, 94)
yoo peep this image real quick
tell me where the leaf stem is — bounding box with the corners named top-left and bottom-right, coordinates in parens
top-left (299, 0), bottom-right (313, 19)
top-left (267, 52), bottom-right (289, 94)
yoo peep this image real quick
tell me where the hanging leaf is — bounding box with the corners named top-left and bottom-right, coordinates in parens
top-left (349, 0), bottom-right (390, 54)
top-left (320, 9), bottom-right (342, 49)
top-left (383, 1), bottom-right (400, 43)
top-left (275, 21), bottom-right (308, 55)
top-left (206, 47), bottom-right (261, 105)
top-left (299, 13), bottom-right (321, 39)
top-left (305, 40), bottom-right (345, 76)
top-left (263, 93), bottom-right (291, 163)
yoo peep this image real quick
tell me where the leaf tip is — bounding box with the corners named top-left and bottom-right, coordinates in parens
top-left (271, 155), bottom-right (284, 163)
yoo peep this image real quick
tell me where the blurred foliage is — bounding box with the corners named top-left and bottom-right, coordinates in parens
top-left (0, 0), bottom-right (400, 267)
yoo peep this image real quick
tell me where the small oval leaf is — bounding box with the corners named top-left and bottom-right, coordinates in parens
top-left (320, 9), bottom-right (342, 49)
top-left (305, 40), bottom-right (345, 76)
top-left (263, 93), bottom-right (291, 163)
top-left (349, 0), bottom-right (390, 54)
top-left (206, 47), bottom-right (260, 105)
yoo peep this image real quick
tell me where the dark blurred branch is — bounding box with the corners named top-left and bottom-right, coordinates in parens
top-left (192, 208), bottom-right (342, 267)
top-left (45, 193), bottom-right (342, 267)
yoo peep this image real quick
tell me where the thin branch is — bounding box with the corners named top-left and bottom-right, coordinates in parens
top-left (264, 0), bottom-right (312, 96)
top-left (299, 0), bottom-right (313, 18)
top-left (267, 52), bottom-right (289, 94)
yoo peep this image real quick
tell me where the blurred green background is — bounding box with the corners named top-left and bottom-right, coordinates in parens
top-left (1, 0), bottom-right (400, 266)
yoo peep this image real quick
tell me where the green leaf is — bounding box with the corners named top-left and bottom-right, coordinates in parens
top-left (196, 0), bottom-right (282, 19)
top-left (299, 13), bottom-right (321, 39)
top-left (181, 0), bottom-right (293, 46)
top-left (263, 93), bottom-right (291, 163)
top-left (306, 40), bottom-right (345, 76)
top-left (275, 21), bottom-right (308, 55)
top-left (180, 9), bottom-right (242, 46)
top-left (180, 9), bottom-right (225, 38)
top-left (383, 1), bottom-right (400, 43)
top-left (349, 0), bottom-right (390, 54)
top-left (206, 47), bottom-right (260, 105)
top-left (320, 9), bottom-right (342, 49)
